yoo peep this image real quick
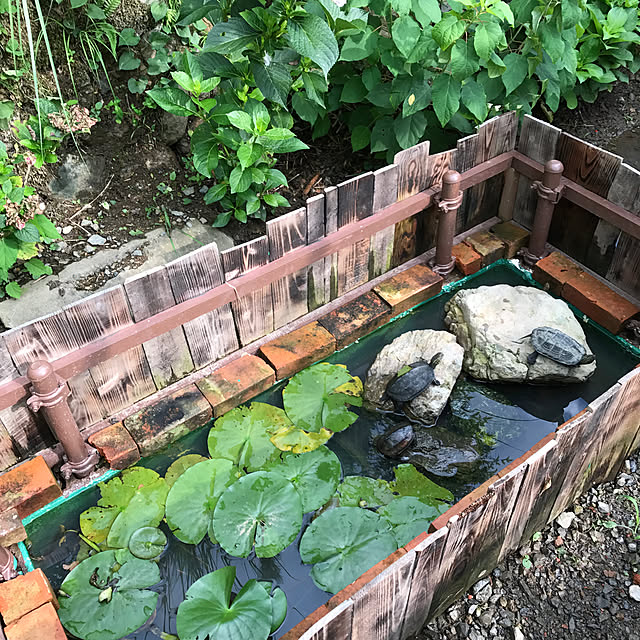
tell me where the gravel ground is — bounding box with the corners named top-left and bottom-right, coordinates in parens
top-left (415, 453), bottom-right (640, 640)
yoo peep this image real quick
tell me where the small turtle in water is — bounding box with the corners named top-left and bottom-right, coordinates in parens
top-left (376, 423), bottom-right (415, 457)
top-left (382, 353), bottom-right (444, 413)
top-left (521, 326), bottom-right (595, 366)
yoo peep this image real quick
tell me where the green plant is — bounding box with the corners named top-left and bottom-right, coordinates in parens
top-left (601, 494), bottom-right (640, 539)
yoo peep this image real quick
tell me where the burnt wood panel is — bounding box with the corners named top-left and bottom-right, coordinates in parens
top-left (222, 237), bottom-right (274, 346)
top-left (455, 133), bottom-right (479, 231)
top-left (306, 194), bottom-right (328, 310)
top-left (0, 422), bottom-right (18, 471)
top-left (267, 207), bottom-right (308, 327)
top-left (0, 402), bottom-right (51, 460)
top-left (369, 165), bottom-right (398, 278)
top-left (325, 186), bottom-right (339, 300)
top-left (548, 199), bottom-right (600, 264)
top-left (301, 600), bottom-right (353, 640)
top-left (166, 244), bottom-right (239, 368)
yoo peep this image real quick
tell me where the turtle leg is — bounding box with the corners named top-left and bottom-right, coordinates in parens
top-left (581, 353), bottom-right (596, 365)
top-left (527, 351), bottom-right (538, 365)
top-left (433, 378), bottom-right (441, 386)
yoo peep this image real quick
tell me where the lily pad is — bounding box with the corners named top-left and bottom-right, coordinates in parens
top-left (391, 464), bottom-right (454, 504)
top-left (213, 471), bottom-right (303, 558)
top-left (269, 424), bottom-right (332, 454)
top-left (378, 497), bottom-right (449, 547)
top-left (336, 475), bottom-right (395, 508)
top-left (128, 527), bottom-right (167, 560)
top-left (258, 581), bottom-right (288, 634)
top-left (80, 468), bottom-right (169, 549)
top-left (283, 363), bottom-right (363, 434)
top-left (165, 454), bottom-right (208, 487)
top-left (207, 403), bottom-right (288, 471)
top-left (58, 549), bottom-right (160, 640)
top-left (299, 506), bottom-right (397, 594)
top-left (266, 446), bottom-right (341, 513)
top-left (165, 459), bottom-right (239, 544)
top-left (176, 566), bottom-right (272, 640)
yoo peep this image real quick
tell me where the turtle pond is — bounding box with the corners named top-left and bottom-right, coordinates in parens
top-left (22, 262), bottom-right (640, 640)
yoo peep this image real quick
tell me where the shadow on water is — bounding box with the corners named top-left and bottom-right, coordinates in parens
top-left (25, 262), bottom-right (640, 639)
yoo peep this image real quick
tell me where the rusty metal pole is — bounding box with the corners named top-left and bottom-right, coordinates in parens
top-left (0, 547), bottom-right (17, 582)
top-left (27, 361), bottom-right (98, 480)
top-left (522, 159), bottom-right (564, 266)
top-left (432, 170), bottom-right (463, 276)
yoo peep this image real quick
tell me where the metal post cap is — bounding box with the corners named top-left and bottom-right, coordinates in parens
top-left (27, 360), bottom-right (54, 383)
top-left (443, 170), bottom-right (462, 185)
top-left (544, 160), bottom-right (564, 174)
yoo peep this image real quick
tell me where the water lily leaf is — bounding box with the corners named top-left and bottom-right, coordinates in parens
top-left (283, 363), bottom-right (363, 435)
top-left (258, 582), bottom-right (288, 634)
top-left (80, 468), bottom-right (169, 549)
top-left (164, 454), bottom-right (208, 487)
top-left (299, 507), bottom-right (397, 594)
top-left (207, 403), bottom-right (288, 471)
top-left (269, 424), bottom-right (332, 453)
top-left (378, 497), bottom-right (449, 547)
top-left (336, 475), bottom-right (396, 508)
top-left (128, 526), bottom-right (167, 559)
top-left (391, 464), bottom-right (454, 504)
top-left (176, 566), bottom-right (272, 640)
top-left (58, 550), bottom-right (160, 640)
top-left (213, 471), bottom-right (303, 558)
top-left (265, 446), bottom-right (341, 513)
top-left (165, 459), bottom-right (239, 544)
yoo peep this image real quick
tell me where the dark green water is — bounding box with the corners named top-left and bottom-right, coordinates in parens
top-left (24, 262), bottom-right (640, 639)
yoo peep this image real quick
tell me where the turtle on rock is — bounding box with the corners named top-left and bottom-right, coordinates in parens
top-left (521, 327), bottom-right (596, 367)
top-left (375, 423), bottom-right (415, 458)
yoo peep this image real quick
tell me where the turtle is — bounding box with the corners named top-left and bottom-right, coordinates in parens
top-left (376, 423), bottom-right (415, 458)
top-left (520, 326), bottom-right (596, 366)
top-left (382, 352), bottom-right (444, 413)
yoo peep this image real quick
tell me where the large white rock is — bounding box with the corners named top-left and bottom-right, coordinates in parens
top-left (444, 285), bottom-right (596, 384)
top-left (364, 330), bottom-right (464, 423)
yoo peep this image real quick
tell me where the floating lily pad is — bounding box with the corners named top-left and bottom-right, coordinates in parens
top-left (336, 475), bottom-right (395, 508)
top-left (299, 506), bottom-right (397, 594)
top-left (207, 403), bottom-right (288, 471)
top-left (378, 497), bottom-right (449, 547)
top-left (266, 446), bottom-right (341, 513)
top-left (391, 464), bottom-right (454, 504)
top-left (80, 468), bottom-right (169, 549)
top-left (128, 526), bottom-right (167, 559)
top-left (165, 454), bottom-right (208, 487)
top-left (213, 471), bottom-right (303, 558)
top-left (259, 581), bottom-right (288, 634)
top-left (176, 566), bottom-right (272, 640)
top-left (58, 549), bottom-right (160, 640)
top-left (269, 424), bottom-right (332, 454)
top-left (165, 459), bottom-right (239, 544)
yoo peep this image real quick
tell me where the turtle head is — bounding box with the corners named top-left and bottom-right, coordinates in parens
top-left (580, 353), bottom-right (596, 365)
top-left (429, 352), bottom-right (444, 369)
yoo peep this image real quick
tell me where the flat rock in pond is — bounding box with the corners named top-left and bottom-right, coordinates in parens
top-left (364, 329), bottom-right (464, 424)
top-left (444, 285), bottom-right (596, 384)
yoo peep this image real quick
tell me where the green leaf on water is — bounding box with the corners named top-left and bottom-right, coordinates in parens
top-left (164, 454), bottom-right (208, 487)
top-left (378, 496), bottom-right (449, 547)
top-left (391, 464), bottom-right (454, 504)
top-left (128, 526), bottom-right (167, 559)
top-left (336, 475), bottom-right (396, 508)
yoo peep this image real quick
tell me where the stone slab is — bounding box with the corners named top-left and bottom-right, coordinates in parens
top-left (532, 252), bottom-right (583, 296)
top-left (4, 602), bottom-right (66, 640)
top-left (373, 264), bottom-right (443, 316)
top-left (0, 569), bottom-right (58, 626)
top-left (452, 243), bottom-right (482, 276)
top-left (88, 422), bottom-right (140, 470)
top-left (464, 231), bottom-right (506, 266)
top-left (490, 221), bottom-right (530, 258)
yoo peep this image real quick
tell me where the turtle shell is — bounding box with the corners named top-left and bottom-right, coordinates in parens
top-left (386, 364), bottom-right (436, 403)
top-left (530, 326), bottom-right (588, 366)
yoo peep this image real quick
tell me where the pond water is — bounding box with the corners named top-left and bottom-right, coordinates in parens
top-left (23, 261), bottom-right (640, 640)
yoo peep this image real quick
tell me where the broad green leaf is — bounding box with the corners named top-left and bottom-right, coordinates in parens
top-left (412, 0), bottom-right (441, 26)
top-left (394, 111), bottom-right (427, 148)
top-left (287, 15), bottom-right (338, 79)
top-left (293, 92), bottom-right (322, 124)
top-left (204, 183), bottom-right (227, 204)
top-left (205, 17), bottom-right (258, 55)
top-left (246, 100), bottom-right (270, 132)
top-left (474, 21), bottom-right (502, 59)
top-left (5, 282), bottom-right (21, 299)
top-left (24, 258), bottom-right (52, 279)
top-left (79, 468), bottom-right (169, 548)
top-left (207, 403), bottom-right (287, 471)
top-left (128, 526), bottom-right (167, 560)
top-left (128, 78), bottom-right (147, 94)
top-left (147, 49), bottom-right (170, 75)
top-left (146, 88), bottom-right (199, 117)
top-left (191, 123), bottom-right (218, 177)
top-left (176, 567), bottom-right (273, 640)
top-left (118, 50), bottom-right (140, 71)
top-left (340, 77), bottom-right (367, 103)
top-left (250, 60), bottom-right (291, 108)
top-left (392, 15), bottom-right (421, 58)
top-left (165, 454), bottom-right (207, 487)
top-left (237, 143), bottom-right (263, 169)
top-left (0, 238), bottom-right (19, 276)
top-left (58, 550), bottom-right (159, 640)
top-left (213, 471), bottom-right (303, 557)
top-left (432, 73), bottom-right (461, 126)
top-left (461, 78), bottom-right (488, 121)
top-left (118, 28), bottom-right (139, 47)
top-left (269, 425), bottom-right (332, 454)
top-left (391, 464), bottom-right (454, 504)
top-left (487, 52), bottom-right (507, 78)
top-left (16, 243), bottom-right (38, 261)
top-left (432, 15), bottom-right (466, 50)
top-left (265, 446), bottom-right (341, 513)
top-left (489, 0), bottom-right (514, 25)
top-left (538, 22), bottom-right (565, 61)
top-left (450, 39), bottom-right (480, 81)
top-left (403, 81), bottom-right (431, 117)
top-left (378, 497), bottom-right (449, 547)
top-left (165, 459), bottom-right (239, 544)
top-left (227, 110), bottom-right (253, 132)
top-left (351, 124), bottom-right (371, 151)
top-left (229, 165), bottom-right (252, 193)
top-left (259, 582), bottom-right (287, 634)
top-left (391, 0), bottom-right (411, 16)
top-left (300, 507), bottom-right (397, 594)
top-left (336, 476), bottom-right (395, 508)
top-left (340, 30), bottom-right (377, 61)
top-left (370, 116), bottom-right (395, 152)
top-left (14, 223), bottom-right (39, 243)
top-left (150, 0), bottom-right (168, 21)
top-left (502, 52), bottom-right (528, 95)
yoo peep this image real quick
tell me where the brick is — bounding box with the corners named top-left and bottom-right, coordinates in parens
top-left (258, 322), bottom-right (336, 380)
top-left (0, 508), bottom-right (26, 547)
top-left (464, 231), bottom-right (507, 266)
top-left (563, 271), bottom-right (639, 334)
top-left (4, 603), bottom-right (66, 640)
top-left (490, 221), bottom-right (530, 258)
top-left (124, 385), bottom-right (211, 456)
top-left (532, 252), bottom-right (583, 295)
top-left (0, 457), bottom-right (61, 519)
top-left (318, 291), bottom-right (391, 349)
top-left (0, 569), bottom-right (58, 626)
top-left (373, 264), bottom-right (443, 316)
top-left (88, 422), bottom-right (140, 470)
top-left (197, 354), bottom-right (275, 417)
top-left (452, 242), bottom-right (482, 276)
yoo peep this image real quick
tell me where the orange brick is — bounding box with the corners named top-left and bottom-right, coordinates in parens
top-left (373, 264), bottom-right (443, 316)
top-left (464, 231), bottom-right (506, 266)
top-left (0, 457), bottom-right (61, 519)
top-left (452, 242), bottom-right (482, 276)
top-left (563, 271), bottom-right (639, 334)
top-left (258, 322), bottom-right (335, 380)
top-left (4, 603), bottom-right (66, 640)
top-left (532, 252), bottom-right (582, 296)
top-left (555, 407), bottom-right (589, 432)
top-left (318, 292), bottom-right (391, 349)
top-left (0, 570), bottom-right (58, 626)
top-left (88, 422), bottom-right (140, 470)
top-left (490, 221), bottom-right (530, 258)
top-left (125, 385), bottom-right (211, 456)
top-left (196, 354), bottom-right (275, 417)
top-left (0, 508), bottom-right (26, 547)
